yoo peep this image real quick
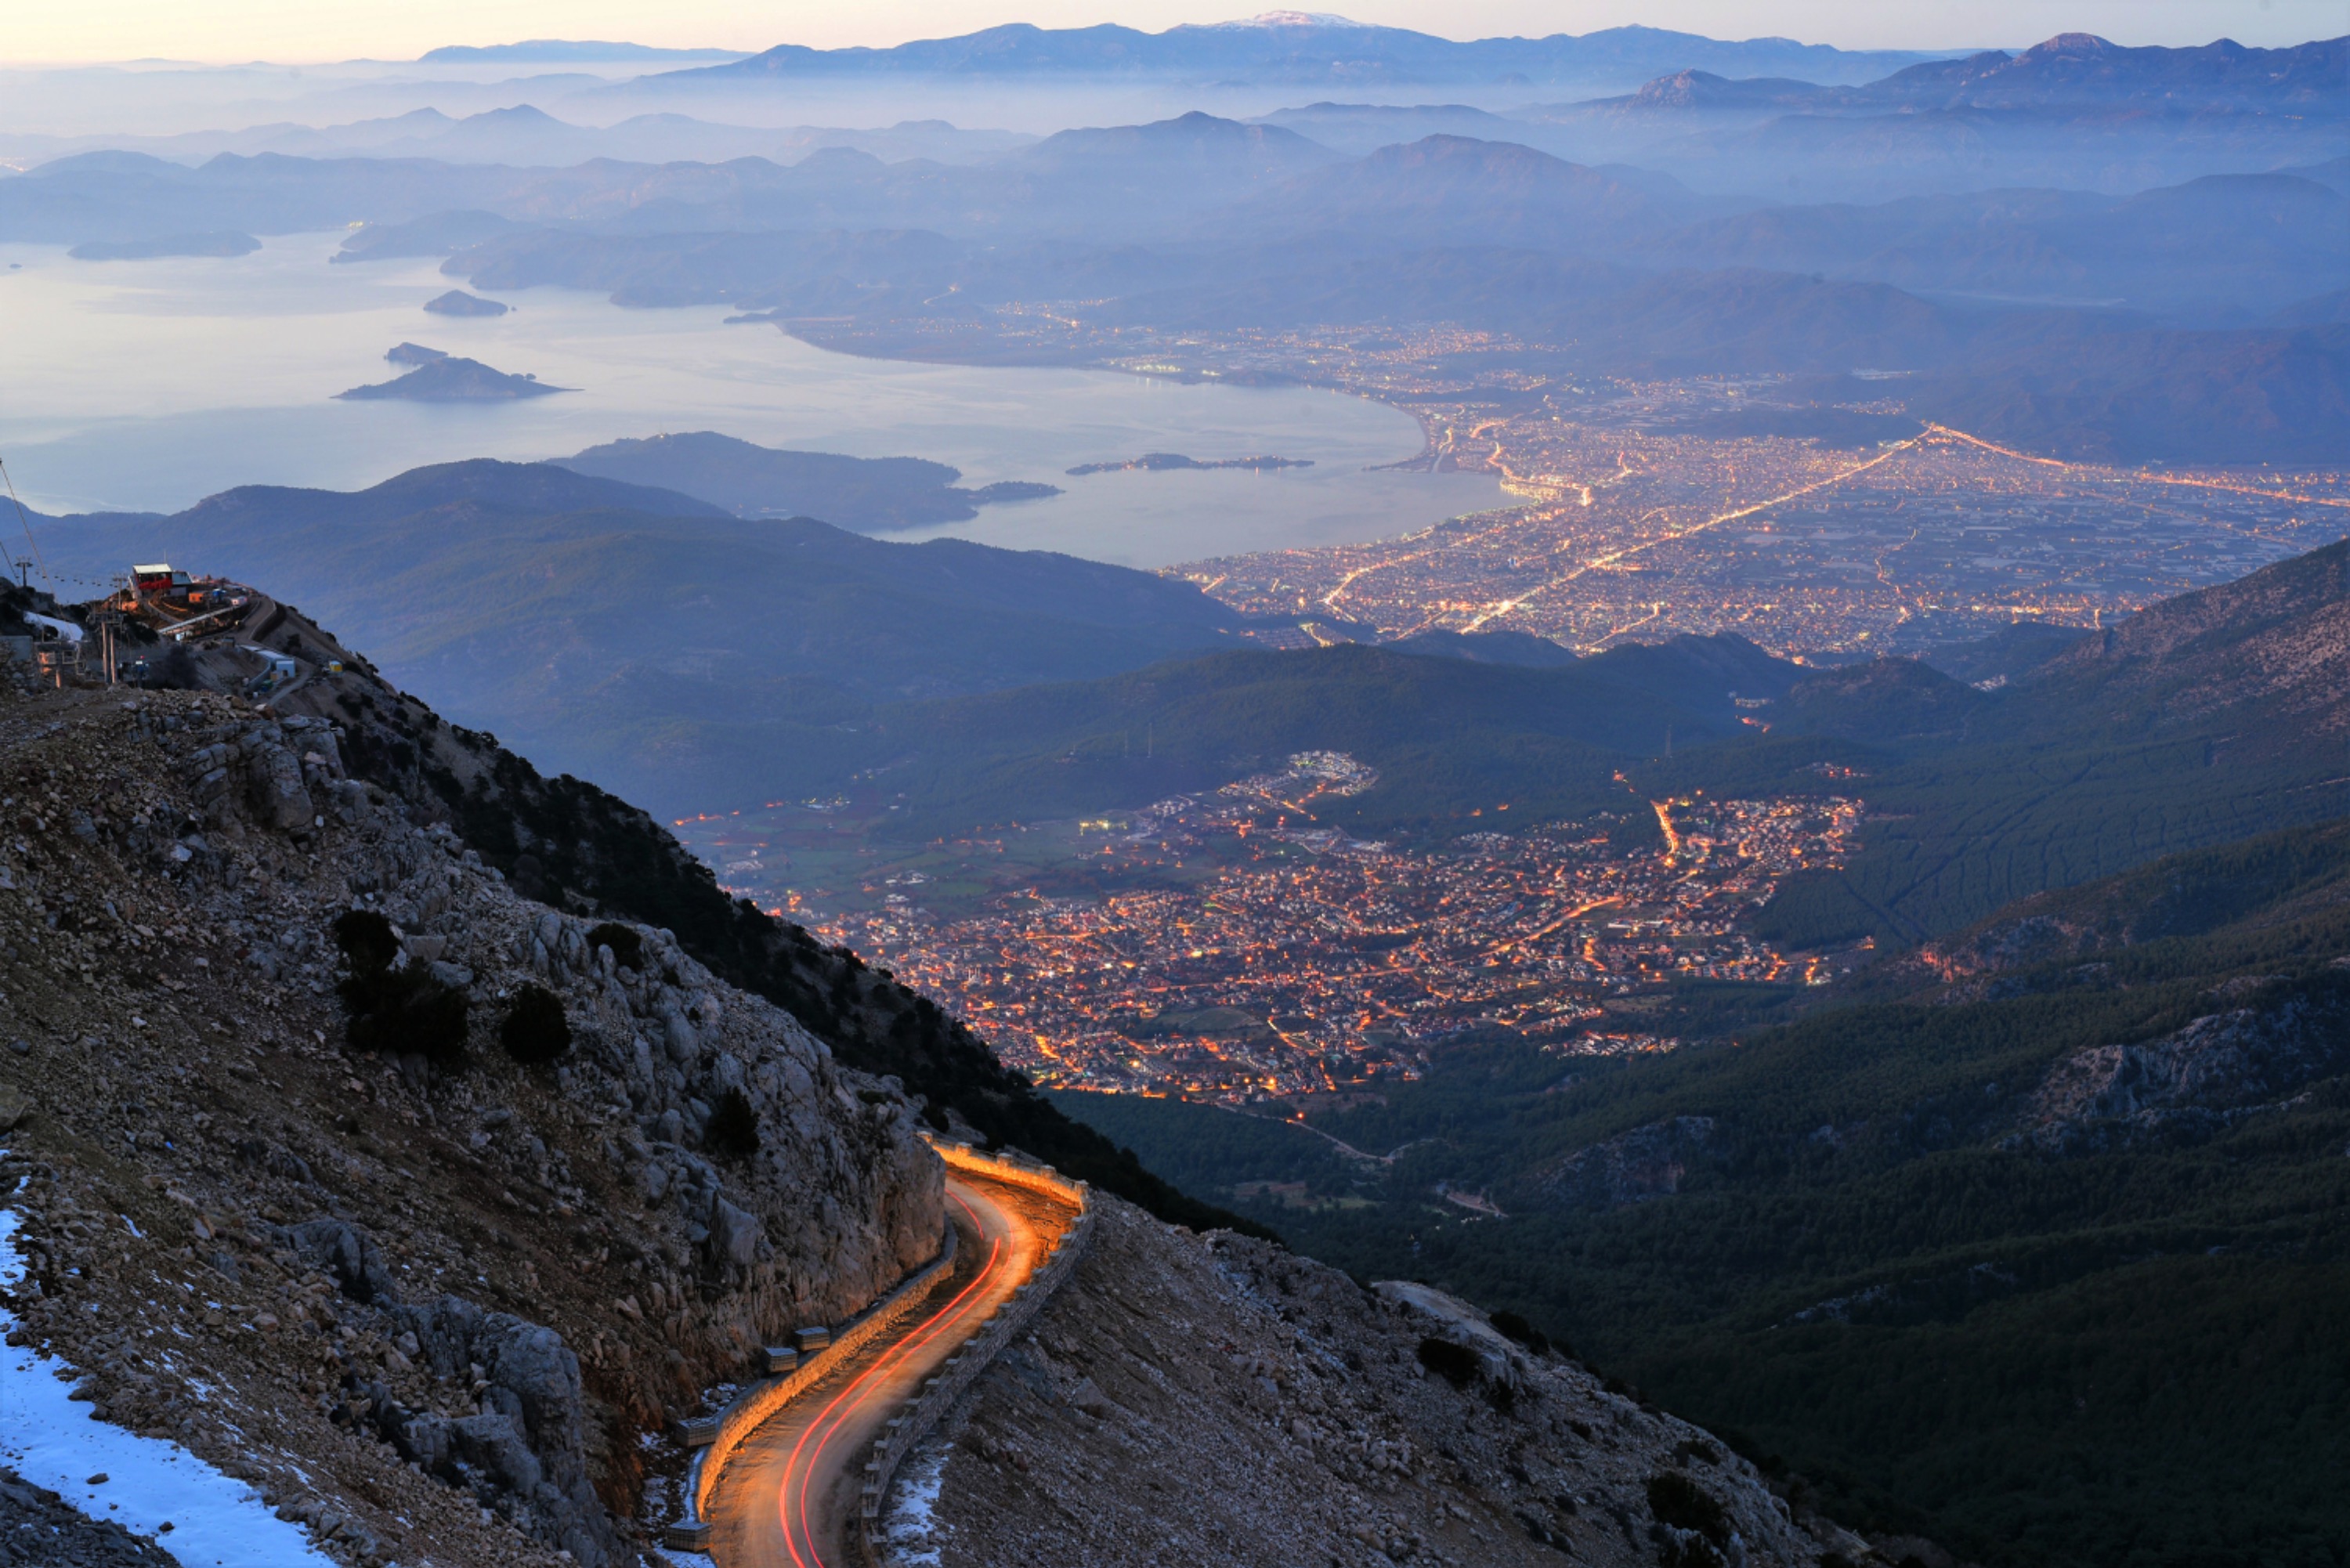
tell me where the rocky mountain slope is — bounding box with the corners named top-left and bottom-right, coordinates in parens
top-left (0, 633), bottom-right (940, 1564)
top-left (897, 1198), bottom-right (1863, 1568)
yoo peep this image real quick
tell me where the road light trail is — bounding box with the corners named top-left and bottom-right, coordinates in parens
top-left (705, 1171), bottom-right (1074, 1568)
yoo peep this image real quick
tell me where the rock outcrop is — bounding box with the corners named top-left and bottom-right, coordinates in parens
top-left (2019, 975), bottom-right (2350, 1153)
top-left (1536, 1115), bottom-right (1719, 1209)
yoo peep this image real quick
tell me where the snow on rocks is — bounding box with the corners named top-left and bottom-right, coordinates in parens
top-left (0, 1205), bottom-right (334, 1568)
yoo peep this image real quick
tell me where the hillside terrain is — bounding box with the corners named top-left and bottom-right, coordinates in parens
top-left (1045, 542), bottom-right (2350, 1567)
top-left (1071, 812), bottom-right (2350, 1568)
top-left (910, 1200), bottom-right (1867, 1567)
top-left (726, 631), bottom-right (1800, 843)
top-left (631, 540), bottom-right (2349, 945)
top-left (0, 604), bottom-right (944, 1568)
top-left (1741, 539), bottom-right (2350, 943)
top-left (1522, 33), bottom-right (2349, 198)
top-left (28, 462), bottom-right (1264, 817)
top-left (552, 432), bottom-right (1061, 529)
top-left (0, 567), bottom-right (1907, 1568)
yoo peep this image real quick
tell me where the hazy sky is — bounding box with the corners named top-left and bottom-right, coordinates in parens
top-left (3, 0), bottom-right (2335, 64)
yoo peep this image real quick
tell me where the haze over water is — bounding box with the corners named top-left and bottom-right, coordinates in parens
top-left (0, 233), bottom-right (1500, 567)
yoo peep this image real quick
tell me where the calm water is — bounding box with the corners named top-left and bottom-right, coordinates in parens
top-left (0, 233), bottom-right (1500, 567)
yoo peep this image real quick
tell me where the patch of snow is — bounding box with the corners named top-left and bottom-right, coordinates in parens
top-left (880, 1438), bottom-right (953, 1566)
top-left (654, 1551), bottom-right (718, 1568)
top-left (0, 1206), bottom-right (335, 1566)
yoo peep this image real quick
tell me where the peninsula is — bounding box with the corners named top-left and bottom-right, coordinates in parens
top-left (555, 431), bottom-right (1061, 530)
top-left (67, 231), bottom-right (260, 259)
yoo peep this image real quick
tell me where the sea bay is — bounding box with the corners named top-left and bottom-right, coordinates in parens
top-left (0, 233), bottom-right (1501, 567)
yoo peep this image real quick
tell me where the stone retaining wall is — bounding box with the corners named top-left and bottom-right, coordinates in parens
top-left (851, 1140), bottom-right (1094, 1566)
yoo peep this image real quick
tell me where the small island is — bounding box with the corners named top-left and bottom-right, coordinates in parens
top-left (424, 288), bottom-right (510, 317)
top-left (385, 342), bottom-right (449, 366)
top-left (1065, 451), bottom-right (1314, 476)
top-left (962, 480), bottom-right (1062, 504)
top-left (68, 231), bottom-right (261, 260)
top-left (336, 355), bottom-right (569, 402)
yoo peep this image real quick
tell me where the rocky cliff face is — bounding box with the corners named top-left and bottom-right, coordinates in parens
top-left (2019, 971), bottom-right (2350, 1154)
top-left (1536, 1116), bottom-right (1719, 1210)
top-left (0, 650), bottom-right (940, 1565)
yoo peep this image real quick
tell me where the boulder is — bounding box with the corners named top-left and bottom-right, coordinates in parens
top-left (389, 1295), bottom-right (626, 1568)
top-left (279, 1216), bottom-right (400, 1306)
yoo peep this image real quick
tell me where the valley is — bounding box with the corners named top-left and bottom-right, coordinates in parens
top-left (1, 14), bottom-right (2345, 1568)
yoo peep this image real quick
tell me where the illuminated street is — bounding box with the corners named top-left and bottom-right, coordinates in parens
top-left (703, 1172), bottom-right (1077, 1568)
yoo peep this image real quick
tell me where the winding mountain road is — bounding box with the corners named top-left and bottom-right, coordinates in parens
top-left (703, 1169), bottom-right (1076, 1567)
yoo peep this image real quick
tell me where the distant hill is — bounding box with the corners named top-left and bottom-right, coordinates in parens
top-left (1097, 249), bottom-right (1983, 374)
top-left (1010, 110), bottom-right (1340, 183)
top-left (1521, 34), bottom-right (2349, 201)
top-left (1657, 173), bottom-right (2350, 316)
top-left (1903, 325), bottom-right (2350, 464)
top-left (33, 460), bottom-right (1263, 815)
top-left (1741, 540), bottom-right (2350, 945)
top-left (423, 288), bottom-right (509, 316)
top-left (1249, 102), bottom-right (1525, 155)
top-left (337, 211), bottom-right (516, 263)
top-left (742, 632), bottom-right (1806, 842)
top-left (553, 431), bottom-right (1060, 529)
top-left (1219, 135), bottom-right (1697, 251)
top-left (657, 17), bottom-right (1950, 89)
top-left (334, 355), bottom-right (559, 399)
top-left (418, 39), bottom-right (751, 63)
top-left (1854, 31), bottom-right (2350, 113)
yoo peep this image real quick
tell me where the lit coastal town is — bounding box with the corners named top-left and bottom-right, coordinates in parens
top-left (831, 313), bottom-right (2346, 659)
top-left (669, 323), bottom-right (2346, 1107)
top-left (677, 754), bottom-right (1862, 1102)
top-left (1155, 335), bottom-right (2347, 657)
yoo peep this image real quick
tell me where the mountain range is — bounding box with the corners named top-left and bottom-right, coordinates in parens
top-left (656, 16), bottom-right (1954, 89)
top-left (12, 86), bottom-right (2337, 463)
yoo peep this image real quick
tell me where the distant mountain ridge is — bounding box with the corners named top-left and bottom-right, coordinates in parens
top-left (418, 39), bottom-right (751, 63)
top-left (1522, 32), bottom-right (2348, 200)
top-left (657, 16), bottom-right (1955, 88)
top-left (1576, 32), bottom-right (2350, 116)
